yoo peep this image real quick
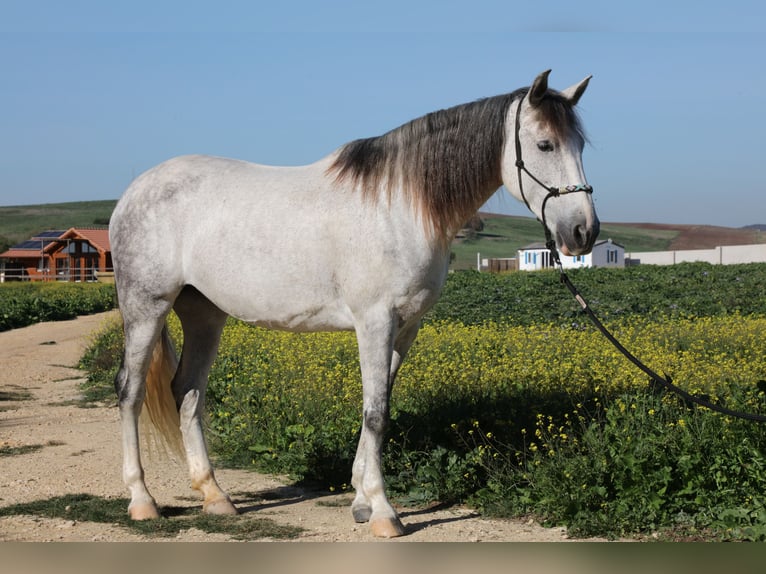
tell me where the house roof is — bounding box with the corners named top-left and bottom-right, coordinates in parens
top-left (518, 238), bottom-right (625, 252)
top-left (61, 228), bottom-right (111, 252)
top-left (0, 227), bottom-right (111, 259)
top-left (519, 242), bottom-right (548, 251)
top-left (32, 230), bottom-right (67, 239)
top-left (593, 239), bottom-right (625, 249)
top-left (1, 248), bottom-right (46, 259)
top-left (8, 239), bottom-right (58, 251)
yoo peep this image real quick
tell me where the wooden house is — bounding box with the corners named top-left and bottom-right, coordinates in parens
top-left (0, 228), bottom-right (112, 282)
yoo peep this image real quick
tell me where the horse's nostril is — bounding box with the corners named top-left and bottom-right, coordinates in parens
top-left (575, 225), bottom-right (590, 247)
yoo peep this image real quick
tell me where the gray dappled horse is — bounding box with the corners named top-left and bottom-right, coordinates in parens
top-left (110, 70), bottom-right (598, 537)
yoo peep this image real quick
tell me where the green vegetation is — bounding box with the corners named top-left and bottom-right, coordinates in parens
top-left (477, 389), bottom-right (766, 540)
top-left (430, 262), bottom-right (766, 325)
top-left (0, 440), bottom-right (64, 457)
top-left (80, 262), bottom-right (766, 540)
top-left (0, 493), bottom-right (303, 539)
top-left (0, 282), bottom-right (117, 331)
top-left (0, 388), bottom-right (33, 402)
top-left (0, 444), bottom-right (44, 457)
top-left (78, 313), bottom-right (125, 404)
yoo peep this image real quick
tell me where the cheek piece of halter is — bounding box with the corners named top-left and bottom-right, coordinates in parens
top-left (513, 95), bottom-right (593, 264)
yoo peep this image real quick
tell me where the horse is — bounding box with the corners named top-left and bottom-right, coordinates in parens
top-left (109, 69), bottom-right (599, 538)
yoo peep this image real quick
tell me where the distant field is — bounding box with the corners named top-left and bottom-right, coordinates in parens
top-left (1, 200), bottom-right (762, 269)
top-left (450, 215), bottom-right (544, 269)
top-left (0, 200), bottom-right (118, 250)
top-left (450, 213), bottom-right (766, 270)
top-left (450, 214), bottom-right (686, 270)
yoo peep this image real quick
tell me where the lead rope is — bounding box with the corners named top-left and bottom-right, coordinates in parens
top-left (514, 93), bottom-right (766, 421)
top-left (545, 237), bottom-right (766, 422)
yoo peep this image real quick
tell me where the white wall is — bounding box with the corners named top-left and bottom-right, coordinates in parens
top-left (517, 249), bottom-right (554, 271)
top-left (627, 244), bottom-right (766, 265)
top-left (589, 242), bottom-right (625, 268)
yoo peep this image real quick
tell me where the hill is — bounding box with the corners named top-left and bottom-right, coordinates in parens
top-left (451, 213), bottom-right (766, 269)
top-left (0, 200), bottom-right (117, 251)
top-left (605, 222), bottom-right (766, 251)
top-left (1, 200), bottom-right (763, 269)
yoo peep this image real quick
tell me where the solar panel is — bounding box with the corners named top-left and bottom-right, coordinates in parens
top-left (10, 239), bottom-right (58, 250)
top-left (32, 230), bottom-right (66, 239)
top-left (11, 240), bottom-right (42, 249)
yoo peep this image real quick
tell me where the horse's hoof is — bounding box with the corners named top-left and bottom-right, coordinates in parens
top-left (370, 516), bottom-right (406, 538)
top-left (203, 497), bottom-right (239, 516)
top-left (129, 501), bottom-right (160, 521)
top-left (352, 504), bottom-right (372, 523)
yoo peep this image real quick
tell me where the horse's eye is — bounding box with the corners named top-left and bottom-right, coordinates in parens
top-left (537, 140), bottom-right (554, 152)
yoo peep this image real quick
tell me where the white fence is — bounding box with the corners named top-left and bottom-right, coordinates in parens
top-left (627, 244), bottom-right (766, 266)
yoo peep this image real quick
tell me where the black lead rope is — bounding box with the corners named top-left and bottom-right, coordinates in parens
top-left (513, 91), bottom-right (766, 421)
top-left (544, 237), bottom-right (766, 423)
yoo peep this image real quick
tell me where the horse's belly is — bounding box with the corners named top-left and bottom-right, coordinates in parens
top-left (190, 276), bottom-right (355, 332)
top-left (241, 302), bottom-right (355, 332)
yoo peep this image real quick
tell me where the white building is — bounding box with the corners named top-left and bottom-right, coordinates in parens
top-left (517, 239), bottom-right (625, 271)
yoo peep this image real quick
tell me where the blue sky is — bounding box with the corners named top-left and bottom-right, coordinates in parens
top-left (1, 1), bottom-right (765, 227)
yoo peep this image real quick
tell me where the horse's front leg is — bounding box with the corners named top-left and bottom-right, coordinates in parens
top-left (351, 314), bottom-right (412, 538)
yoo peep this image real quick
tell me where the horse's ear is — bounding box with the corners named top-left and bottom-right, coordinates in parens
top-left (561, 75), bottom-right (592, 106)
top-left (528, 69), bottom-right (551, 107)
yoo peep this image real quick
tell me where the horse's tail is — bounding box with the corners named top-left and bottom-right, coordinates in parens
top-left (141, 325), bottom-right (186, 461)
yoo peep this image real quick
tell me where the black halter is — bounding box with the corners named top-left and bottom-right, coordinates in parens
top-left (513, 95), bottom-right (593, 261)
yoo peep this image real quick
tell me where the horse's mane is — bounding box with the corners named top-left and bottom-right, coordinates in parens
top-left (328, 87), bottom-right (585, 243)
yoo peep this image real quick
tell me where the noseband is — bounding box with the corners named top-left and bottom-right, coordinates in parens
top-left (513, 95), bottom-right (593, 259)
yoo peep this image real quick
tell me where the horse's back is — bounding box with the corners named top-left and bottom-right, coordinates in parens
top-left (111, 154), bottom-right (335, 296)
top-left (110, 154), bottom-right (447, 331)
top-left (111, 154), bottom-right (331, 257)
top-left (113, 154), bottom-right (314, 219)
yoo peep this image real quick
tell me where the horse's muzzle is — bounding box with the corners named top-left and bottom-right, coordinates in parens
top-left (558, 218), bottom-right (600, 256)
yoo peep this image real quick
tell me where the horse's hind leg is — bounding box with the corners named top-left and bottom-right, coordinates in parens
top-left (172, 287), bottom-right (237, 515)
top-left (115, 301), bottom-right (172, 520)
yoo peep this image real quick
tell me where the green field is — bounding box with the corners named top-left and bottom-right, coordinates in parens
top-left (0, 200), bottom-right (117, 251)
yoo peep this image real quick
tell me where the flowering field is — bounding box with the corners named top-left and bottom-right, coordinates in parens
top-left (81, 262), bottom-right (766, 539)
top-left (198, 314), bottom-right (766, 465)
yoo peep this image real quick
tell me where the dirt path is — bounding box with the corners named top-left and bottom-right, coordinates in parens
top-left (0, 312), bottom-right (603, 542)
